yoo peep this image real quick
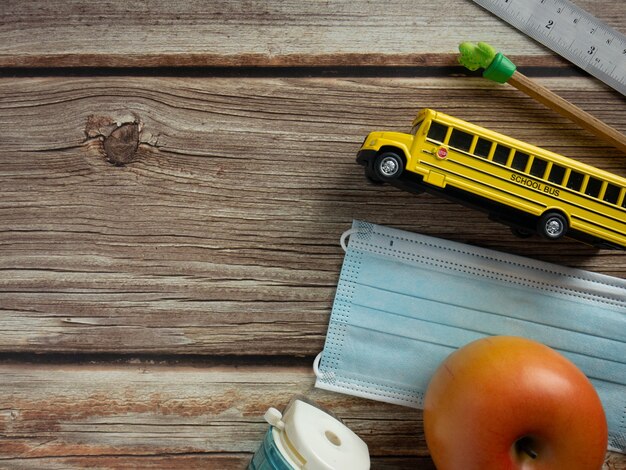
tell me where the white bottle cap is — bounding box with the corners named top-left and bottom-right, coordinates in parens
top-left (272, 399), bottom-right (370, 470)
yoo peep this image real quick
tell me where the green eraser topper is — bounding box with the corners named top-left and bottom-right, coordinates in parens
top-left (458, 41), bottom-right (517, 84)
top-left (458, 41), bottom-right (497, 71)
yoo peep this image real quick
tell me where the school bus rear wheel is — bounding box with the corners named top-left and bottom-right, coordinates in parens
top-left (538, 211), bottom-right (568, 240)
top-left (375, 152), bottom-right (404, 180)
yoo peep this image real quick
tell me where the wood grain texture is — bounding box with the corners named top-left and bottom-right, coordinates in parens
top-left (0, 0), bottom-right (624, 68)
top-left (0, 363), bottom-right (623, 469)
top-left (2, 1), bottom-right (625, 468)
top-left (1, 75), bottom-right (625, 355)
top-left (0, 363), bottom-right (432, 468)
top-left (0, 456), bottom-right (437, 470)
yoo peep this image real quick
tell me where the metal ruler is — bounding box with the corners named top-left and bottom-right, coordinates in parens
top-left (471, 0), bottom-right (626, 96)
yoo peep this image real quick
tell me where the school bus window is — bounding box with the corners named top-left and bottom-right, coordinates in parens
top-left (427, 121), bottom-right (448, 143)
top-left (566, 170), bottom-right (585, 191)
top-left (474, 137), bottom-right (492, 158)
top-left (603, 183), bottom-right (621, 205)
top-left (548, 164), bottom-right (566, 185)
top-left (449, 129), bottom-right (473, 152)
top-left (511, 152), bottom-right (529, 171)
top-left (492, 144), bottom-right (510, 165)
top-left (584, 177), bottom-right (602, 198)
top-left (529, 158), bottom-right (548, 178)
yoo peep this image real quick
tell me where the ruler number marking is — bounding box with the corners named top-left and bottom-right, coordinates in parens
top-left (471, 0), bottom-right (626, 96)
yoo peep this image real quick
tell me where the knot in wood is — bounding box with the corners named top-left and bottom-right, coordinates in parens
top-left (103, 122), bottom-right (139, 166)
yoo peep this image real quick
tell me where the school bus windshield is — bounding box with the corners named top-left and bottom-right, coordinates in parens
top-left (410, 120), bottom-right (423, 135)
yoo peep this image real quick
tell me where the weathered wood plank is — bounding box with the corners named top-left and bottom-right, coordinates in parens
top-left (0, 363), bottom-right (622, 469)
top-left (1, 76), bottom-right (625, 354)
top-left (0, 456), bottom-right (438, 470)
top-left (0, 0), bottom-right (624, 67)
top-left (0, 364), bottom-right (429, 464)
top-left (2, 454), bottom-right (621, 470)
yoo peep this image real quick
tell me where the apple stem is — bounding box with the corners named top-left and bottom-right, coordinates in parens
top-left (523, 447), bottom-right (538, 459)
top-left (515, 437), bottom-right (538, 459)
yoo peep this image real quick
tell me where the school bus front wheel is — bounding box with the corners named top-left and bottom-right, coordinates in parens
top-left (374, 152), bottom-right (404, 181)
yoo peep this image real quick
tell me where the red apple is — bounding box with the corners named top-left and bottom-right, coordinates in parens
top-left (423, 336), bottom-right (608, 470)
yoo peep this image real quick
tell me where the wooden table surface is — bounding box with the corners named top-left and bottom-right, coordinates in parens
top-left (1, 1), bottom-right (625, 468)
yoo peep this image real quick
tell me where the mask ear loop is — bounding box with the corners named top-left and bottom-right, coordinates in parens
top-left (315, 227), bottom-right (361, 379)
top-left (340, 228), bottom-right (360, 252)
top-left (313, 351), bottom-right (323, 378)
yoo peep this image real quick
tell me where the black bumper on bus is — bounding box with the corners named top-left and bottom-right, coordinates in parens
top-left (356, 149), bottom-right (377, 168)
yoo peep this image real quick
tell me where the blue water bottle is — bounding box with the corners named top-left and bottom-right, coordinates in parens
top-left (249, 398), bottom-right (370, 470)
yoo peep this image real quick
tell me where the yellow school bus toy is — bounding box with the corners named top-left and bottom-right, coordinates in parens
top-left (357, 109), bottom-right (626, 249)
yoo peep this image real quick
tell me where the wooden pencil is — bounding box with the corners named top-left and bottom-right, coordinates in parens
top-left (509, 70), bottom-right (626, 155)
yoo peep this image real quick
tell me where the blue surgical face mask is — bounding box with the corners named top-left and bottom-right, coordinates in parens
top-left (314, 220), bottom-right (626, 453)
